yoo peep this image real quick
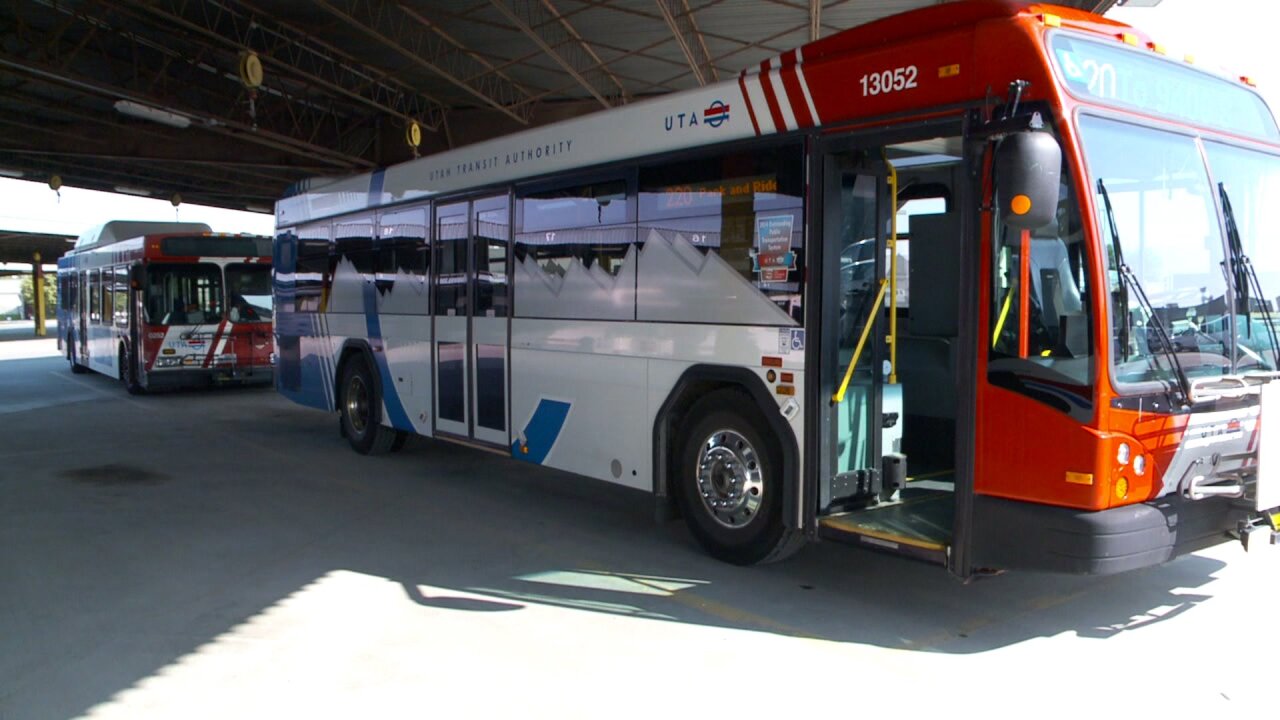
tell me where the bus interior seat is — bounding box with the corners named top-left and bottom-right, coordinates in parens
top-left (898, 211), bottom-right (961, 472)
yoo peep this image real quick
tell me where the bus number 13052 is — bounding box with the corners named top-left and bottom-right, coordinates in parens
top-left (860, 65), bottom-right (919, 96)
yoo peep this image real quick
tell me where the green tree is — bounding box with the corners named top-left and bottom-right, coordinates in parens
top-left (19, 274), bottom-right (57, 320)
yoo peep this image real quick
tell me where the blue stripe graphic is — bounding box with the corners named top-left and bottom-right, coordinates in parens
top-left (512, 399), bottom-right (571, 464)
top-left (368, 169), bottom-right (386, 207)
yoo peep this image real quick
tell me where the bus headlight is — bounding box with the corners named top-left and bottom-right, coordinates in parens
top-left (1133, 455), bottom-right (1147, 477)
top-left (1117, 442), bottom-right (1131, 465)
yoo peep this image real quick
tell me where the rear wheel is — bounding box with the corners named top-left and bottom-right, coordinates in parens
top-left (675, 389), bottom-right (804, 565)
top-left (67, 336), bottom-right (87, 374)
top-left (339, 356), bottom-right (399, 455)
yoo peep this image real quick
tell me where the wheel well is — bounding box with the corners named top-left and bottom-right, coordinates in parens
top-left (333, 341), bottom-right (376, 412)
top-left (652, 366), bottom-right (799, 528)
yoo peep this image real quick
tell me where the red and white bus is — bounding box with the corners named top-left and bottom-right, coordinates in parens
top-left (57, 221), bottom-right (274, 392)
top-left (273, 2), bottom-right (1280, 574)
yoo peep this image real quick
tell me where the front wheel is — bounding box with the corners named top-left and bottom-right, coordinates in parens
top-left (68, 336), bottom-right (87, 374)
top-left (339, 356), bottom-right (400, 455)
top-left (119, 346), bottom-right (143, 395)
top-left (675, 389), bottom-right (804, 565)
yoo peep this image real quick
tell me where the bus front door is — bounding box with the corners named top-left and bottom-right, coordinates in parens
top-left (816, 149), bottom-right (891, 515)
top-left (432, 195), bottom-right (511, 448)
top-left (813, 132), bottom-right (974, 568)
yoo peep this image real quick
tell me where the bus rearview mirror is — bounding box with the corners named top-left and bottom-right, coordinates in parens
top-left (995, 131), bottom-right (1061, 231)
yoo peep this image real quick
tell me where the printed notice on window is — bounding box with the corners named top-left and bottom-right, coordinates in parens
top-left (753, 215), bottom-right (795, 283)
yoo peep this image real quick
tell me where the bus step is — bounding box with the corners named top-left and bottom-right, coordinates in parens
top-left (818, 491), bottom-right (952, 566)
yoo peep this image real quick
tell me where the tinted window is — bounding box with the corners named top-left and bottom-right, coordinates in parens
top-left (520, 179), bottom-right (629, 232)
top-left (113, 266), bottom-right (129, 327)
top-left (377, 206), bottom-right (429, 315)
top-left (474, 198), bottom-right (509, 318)
top-left (226, 264), bottom-right (273, 322)
top-left (434, 205), bottom-right (468, 316)
top-left (294, 224), bottom-right (331, 313)
top-left (638, 145), bottom-right (805, 324)
top-left (145, 263), bottom-right (224, 325)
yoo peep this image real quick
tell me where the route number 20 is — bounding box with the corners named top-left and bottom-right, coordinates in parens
top-left (860, 66), bottom-right (919, 96)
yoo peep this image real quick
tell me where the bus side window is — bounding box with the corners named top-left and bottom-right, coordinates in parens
top-left (294, 223), bottom-right (332, 313)
top-left (89, 270), bottom-right (101, 324)
top-left (990, 161), bottom-right (1094, 389)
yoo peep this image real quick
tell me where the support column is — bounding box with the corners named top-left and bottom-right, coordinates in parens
top-left (32, 252), bottom-right (46, 338)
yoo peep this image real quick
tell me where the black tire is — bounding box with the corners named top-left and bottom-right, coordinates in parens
top-left (68, 336), bottom-right (87, 374)
top-left (675, 389), bottom-right (805, 565)
top-left (339, 355), bottom-right (398, 455)
top-left (119, 346), bottom-right (144, 395)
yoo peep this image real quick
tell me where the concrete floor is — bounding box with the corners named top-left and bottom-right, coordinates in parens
top-left (2, 336), bottom-right (1277, 718)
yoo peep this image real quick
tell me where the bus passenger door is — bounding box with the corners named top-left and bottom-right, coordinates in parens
top-left (432, 195), bottom-right (511, 448)
top-left (817, 149), bottom-right (890, 511)
top-left (78, 270), bottom-right (88, 360)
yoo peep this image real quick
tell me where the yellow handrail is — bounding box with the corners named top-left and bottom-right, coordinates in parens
top-left (885, 156), bottom-right (899, 385)
top-left (831, 278), bottom-right (889, 404)
top-left (992, 287), bottom-right (1014, 348)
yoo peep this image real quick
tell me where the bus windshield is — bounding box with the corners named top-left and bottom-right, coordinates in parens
top-left (226, 264), bottom-right (274, 323)
top-left (1078, 115), bottom-right (1233, 389)
top-left (145, 263), bottom-right (224, 326)
top-left (1203, 142), bottom-right (1280, 372)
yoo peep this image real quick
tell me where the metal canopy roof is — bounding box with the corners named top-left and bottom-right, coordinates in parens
top-left (0, 0), bottom-right (1118, 221)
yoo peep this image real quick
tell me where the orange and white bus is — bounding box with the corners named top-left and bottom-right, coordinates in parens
top-left (57, 221), bottom-right (274, 392)
top-left (273, 2), bottom-right (1279, 575)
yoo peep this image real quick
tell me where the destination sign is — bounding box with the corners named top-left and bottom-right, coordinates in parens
top-left (1050, 34), bottom-right (1278, 141)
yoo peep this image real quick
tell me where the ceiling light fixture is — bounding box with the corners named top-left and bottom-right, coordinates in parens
top-left (113, 185), bottom-right (153, 197)
top-left (113, 100), bottom-right (192, 129)
top-left (0, 168), bottom-right (24, 178)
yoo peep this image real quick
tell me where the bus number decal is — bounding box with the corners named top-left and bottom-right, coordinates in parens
top-left (860, 66), bottom-right (918, 96)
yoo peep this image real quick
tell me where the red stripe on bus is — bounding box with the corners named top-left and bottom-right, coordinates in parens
top-left (737, 74), bottom-right (762, 136)
top-left (757, 62), bottom-right (788, 132)
top-left (204, 319), bottom-right (228, 367)
top-left (780, 64), bottom-right (812, 128)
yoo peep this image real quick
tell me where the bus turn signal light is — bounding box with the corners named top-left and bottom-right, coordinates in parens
top-left (1010, 194), bottom-right (1032, 215)
top-left (1114, 476), bottom-right (1130, 500)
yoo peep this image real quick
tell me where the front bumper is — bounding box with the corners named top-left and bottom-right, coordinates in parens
top-left (145, 365), bottom-right (274, 390)
top-left (971, 493), bottom-right (1270, 575)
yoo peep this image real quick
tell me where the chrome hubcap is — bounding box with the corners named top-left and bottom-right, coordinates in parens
top-left (346, 375), bottom-right (369, 435)
top-left (695, 429), bottom-right (763, 529)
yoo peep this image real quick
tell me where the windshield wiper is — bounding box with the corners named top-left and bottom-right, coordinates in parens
top-left (1219, 183), bottom-right (1280, 372)
top-left (1098, 178), bottom-right (1191, 404)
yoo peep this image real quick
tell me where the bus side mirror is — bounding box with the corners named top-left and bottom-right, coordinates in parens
top-left (130, 265), bottom-right (144, 290)
top-left (995, 131), bottom-right (1061, 230)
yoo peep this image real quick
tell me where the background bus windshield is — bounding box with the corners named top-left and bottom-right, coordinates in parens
top-left (145, 264), bottom-right (224, 326)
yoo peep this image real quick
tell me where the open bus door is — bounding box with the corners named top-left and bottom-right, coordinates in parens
top-left (811, 121), bottom-right (983, 574)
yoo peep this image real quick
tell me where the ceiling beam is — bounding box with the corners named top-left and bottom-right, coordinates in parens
top-left (0, 53), bottom-right (369, 170)
top-left (810, 0), bottom-right (822, 42)
top-left (312, 0), bottom-right (536, 124)
top-left (114, 0), bottom-right (449, 133)
top-left (655, 0), bottom-right (719, 86)
top-left (489, 0), bottom-right (628, 109)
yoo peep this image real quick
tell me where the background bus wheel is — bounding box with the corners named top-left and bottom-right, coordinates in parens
top-left (67, 337), bottom-right (87, 374)
top-left (119, 346), bottom-right (143, 395)
top-left (339, 356), bottom-right (397, 455)
top-left (676, 389), bottom-right (804, 565)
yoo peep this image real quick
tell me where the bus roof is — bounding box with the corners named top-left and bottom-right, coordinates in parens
top-left (74, 221), bottom-right (212, 251)
top-left (273, 1), bottom-right (1220, 229)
